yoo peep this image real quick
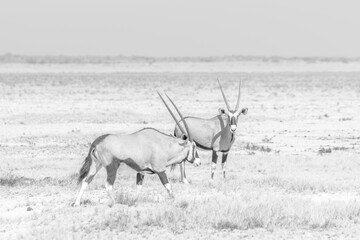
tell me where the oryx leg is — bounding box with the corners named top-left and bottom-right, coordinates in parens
top-left (136, 172), bottom-right (145, 197)
top-left (211, 150), bottom-right (219, 179)
top-left (157, 171), bottom-right (174, 198)
top-left (105, 161), bottom-right (120, 207)
top-left (180, 151), bottom-right (199, 184)
top-left (221, 152), bottom-right (229, 179)
top-left (180, 161), bottom-right (189, 184)
top-left (74, 160), bottom-right (102, 206)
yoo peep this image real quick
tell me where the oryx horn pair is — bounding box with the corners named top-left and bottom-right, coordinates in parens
top-left (157, 91), bottom-right (192, 141)
top-left (217, 79), bottom-right (242, 112)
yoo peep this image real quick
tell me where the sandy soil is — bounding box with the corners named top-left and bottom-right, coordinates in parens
top-left (1, 62), bottom-right (360, 239)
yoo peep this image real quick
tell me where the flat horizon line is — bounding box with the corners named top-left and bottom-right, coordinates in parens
top-left (1, 53), bottom-right (359, 64)
top-left (2, 53), bottom-right (360, 59)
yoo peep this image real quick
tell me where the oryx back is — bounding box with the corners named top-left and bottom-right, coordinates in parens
top-left (175, 115), bottom-right (235, 152)
top-left (97, 128), bottom-right (185, 173)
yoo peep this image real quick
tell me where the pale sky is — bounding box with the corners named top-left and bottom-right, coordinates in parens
top-left (1, 0), bottom-right (359, 57)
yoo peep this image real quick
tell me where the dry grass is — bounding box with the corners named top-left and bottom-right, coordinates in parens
top-left (1, 67), bottom-right (360, 239)
top-left (4, 177), bottom-right (359, 238)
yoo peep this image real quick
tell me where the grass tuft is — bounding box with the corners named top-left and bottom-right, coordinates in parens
top-left (178, 200), bottom-right (189, 209)
top-left (214, 220), bottom-right (239, 230)
top-left (116, 192), bottom-right (137, 206)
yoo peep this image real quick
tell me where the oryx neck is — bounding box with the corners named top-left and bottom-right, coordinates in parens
top-left (216, 115), bottom-right (235, 139)
top-left (217, 114), bottom-right (229, 126)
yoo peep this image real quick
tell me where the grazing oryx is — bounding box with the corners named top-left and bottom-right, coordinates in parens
top-left (74, 92), bottom-right (201, 206)
top-left (174, 80), bottom-right (248, 183)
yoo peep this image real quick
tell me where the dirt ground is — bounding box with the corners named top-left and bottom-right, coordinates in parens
top-left (1, 62), bottom-right (360, 239)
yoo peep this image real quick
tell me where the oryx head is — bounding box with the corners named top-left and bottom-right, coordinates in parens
top-left (157, 91), bottom-right (201, 167)
top-left (218, 79), bottom-right (248, 133)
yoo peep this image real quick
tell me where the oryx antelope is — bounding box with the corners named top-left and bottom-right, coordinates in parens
top-left (74, 92), bottom-right (201, 206)
top-left (174, 79), bottom-right (248, 183)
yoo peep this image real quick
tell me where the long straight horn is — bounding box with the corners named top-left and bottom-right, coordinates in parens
top-left (217, 79), bottom-right (231, 111)
top-left (235, 80), bottom-right (241, 111)
top-left (157, 91), bottom-right (186, 135)
top-left (164, 93), bottom-right (192, 141)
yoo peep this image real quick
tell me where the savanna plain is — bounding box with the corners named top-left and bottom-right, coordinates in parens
top-left (1, 62), bottom-right (360, 239)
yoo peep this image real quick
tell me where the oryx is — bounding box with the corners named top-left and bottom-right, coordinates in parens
top-left (74, 92), bottom-right (201, 206)
top-left (174, 79), bottom-right (248, 183)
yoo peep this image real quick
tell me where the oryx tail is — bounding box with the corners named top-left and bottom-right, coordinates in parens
top-left (77, 134), bottom-right (109, 184)
top-left (77, 148), bottom-right (95, 185)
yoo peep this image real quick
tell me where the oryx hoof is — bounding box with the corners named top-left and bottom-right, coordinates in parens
top-left (181, 179), bottom-right (190, 185)
top-left (107, 200), bottom-right (115, 208)
top-left (135, 195), bottom-right (141, 202)
top-left (167, 192), bottom-right (175, 199)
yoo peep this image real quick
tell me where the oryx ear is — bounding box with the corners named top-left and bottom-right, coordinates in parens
top-left (241, 108), bottom-right (248, 115)
top-left (218, 108), bottom-right (226, 115)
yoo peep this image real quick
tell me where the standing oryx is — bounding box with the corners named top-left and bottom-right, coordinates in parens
top-left (74, 92), bottom-right (201, 206)
top-left (174, 79), bottom-right (248, 183)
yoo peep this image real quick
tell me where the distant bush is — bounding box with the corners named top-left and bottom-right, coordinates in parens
top-left (318, 146), bottom-right (349, 154)
top-left (245, 143), bottom-right (272, 153)
top-left (332, 146), bottom-right (349, 151)
top-left (318, 146), bottom-right (332, 155)
top-left (339, 117), bottom-right (352, 121)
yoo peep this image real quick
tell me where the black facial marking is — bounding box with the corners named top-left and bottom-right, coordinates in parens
top-left (230, 116), bottom-right (236, 126)
top-left (191, 143), bottom-right (196, 160)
